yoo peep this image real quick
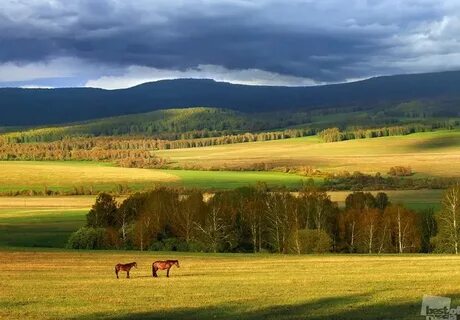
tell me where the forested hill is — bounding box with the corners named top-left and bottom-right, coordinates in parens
top-left (1, 70), bottom-right (460, 126)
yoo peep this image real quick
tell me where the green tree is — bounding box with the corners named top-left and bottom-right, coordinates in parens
top-left (433, 183), bottom-right (460, 253)
top-left (86, 193), bottom-right (118, 228)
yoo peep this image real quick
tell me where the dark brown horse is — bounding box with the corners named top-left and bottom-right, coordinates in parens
top-left (152, 260), bottom-right (180, 278)
top-left (115, 262), bottom-right (137, 279)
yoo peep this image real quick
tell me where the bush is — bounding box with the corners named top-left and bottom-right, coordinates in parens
top-left (66, 227), bottom-right (108, 249)
top-left (289, 229), bottom-right (332, 254)
top-left (388, 166), bottom-right (413, 176)
top-left (318, 128), bottom-right (343, 143)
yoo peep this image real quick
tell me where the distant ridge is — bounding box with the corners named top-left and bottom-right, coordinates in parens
top-left (1, 70), bottom-right (460, 126)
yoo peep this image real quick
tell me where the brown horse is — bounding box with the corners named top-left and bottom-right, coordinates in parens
top-left (115, 262), bottom-right (137, 279)
top-left (152, 260), bottom-right (180, 278)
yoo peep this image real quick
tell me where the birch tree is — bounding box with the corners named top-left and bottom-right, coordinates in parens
top-left (434, 183), bottom-right (460, 253)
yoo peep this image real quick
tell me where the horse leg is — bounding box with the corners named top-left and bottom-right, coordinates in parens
top-left (152, 266), bottom-right (158, 277)
top-left (115, 267), bottom-right (119, 279)
top-left (167, 267), bottom-right (170, 278)
top-left (127, 270), bottom-right (130, 279)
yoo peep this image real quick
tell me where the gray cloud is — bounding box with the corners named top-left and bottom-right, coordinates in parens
top-left (0, 0), bottom-right (459, 87)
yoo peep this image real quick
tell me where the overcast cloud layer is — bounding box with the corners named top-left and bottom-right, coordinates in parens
top-left (1, 0), bottom-right (460, 88)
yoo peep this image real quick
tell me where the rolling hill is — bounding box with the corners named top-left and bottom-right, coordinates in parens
top-left (156, 130), bottom-right (460, 178)
top-left (1, 70), bottom-right (460, 126)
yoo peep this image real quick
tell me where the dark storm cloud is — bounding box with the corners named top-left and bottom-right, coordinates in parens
top-left (0, 0), bottom-right (459, 86)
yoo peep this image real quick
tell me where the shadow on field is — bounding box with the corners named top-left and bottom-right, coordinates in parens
top-left (408, 135), bottom-right (460, 151)
top-left (72, 293), bottom-right (453, 320)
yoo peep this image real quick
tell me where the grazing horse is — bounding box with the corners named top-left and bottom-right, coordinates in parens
top-left (152, 260), bottom-right (180, 278)
top-left (115, 262), bottom-right (137, 279)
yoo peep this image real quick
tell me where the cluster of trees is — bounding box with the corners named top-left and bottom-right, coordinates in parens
top-left (0, 129), bottom-right (317, 168)
top-left (0, 137), bottom-right (165, 168)
top-left (322, 171), bottom-right (457, 190)
top-left (318, 122), bottom-right (456, 143)
top-left (67, 184), bottom-right (460, 254)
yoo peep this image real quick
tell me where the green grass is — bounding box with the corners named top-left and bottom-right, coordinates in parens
top-left (0, 197), bottom-right (93, 248)
top-left (0, 209), bottom-right (86, 248)
top-left (157, 129), bottom-right (460, 177)
top-left (1, 249), bottom-right (460, 319)
top-left (165, 169), bottom-right (316, 189)
top-left (0, 160), bottom-right (178, 193)
top-left (0, 161), bottom-right (313, 193)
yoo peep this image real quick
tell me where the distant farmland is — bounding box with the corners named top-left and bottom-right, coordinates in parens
top-left (157, 130), bottom-right (460, 177)
top-left (0, 161), bottom-right (312, 193)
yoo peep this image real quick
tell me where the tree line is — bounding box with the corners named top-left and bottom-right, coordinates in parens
top-left (67, 183), bottom-right (460, 254)
top-left (318, 121), bottom-right (457, 143)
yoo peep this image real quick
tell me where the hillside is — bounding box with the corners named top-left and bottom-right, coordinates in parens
top-left (156, 130), bottom-right (460, 178)
top-left (1, 107), bottom-right (315, 142)
top-left (2, 102), bottom-right (458, 143)
top-left (1, 70), bottom-right (460, 126)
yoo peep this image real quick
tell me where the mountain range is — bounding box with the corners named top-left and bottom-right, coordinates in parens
top-left (1, 70), bottom-right (460, 126)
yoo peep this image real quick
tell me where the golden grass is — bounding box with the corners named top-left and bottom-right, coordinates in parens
top-left (328, 190), bottom-right (443, 209)
top-left (0, 161), bottom-right (179, 191)
top-left (1, 250), bottom-right (460, 319)
top-left (0, 196), bottom-right (95, 209)
top-left (157, 130), bottom-right (460, 177)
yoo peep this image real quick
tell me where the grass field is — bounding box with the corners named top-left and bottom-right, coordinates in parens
top-left (0, 161), bottom-right (312, 193)
top-left (0, 197), bottom-right (94, 248)
top-left (1, 249), bottom-right (460, 319)
top-left (0, 161), bottom-right (179, 193)
top-left (328, 189), bottom-right (443, 211)
top-left (157, 130), bottom-right (460, 177)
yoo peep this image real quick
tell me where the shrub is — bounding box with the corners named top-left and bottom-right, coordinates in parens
top-left (289, 229), bottom-right (332, 254)
top-left (388, 166), bottom-right (413, 176)
top-left (318, 127), bottom-right (343, 143)
top-left (66, 227), bottom-right (107, 249)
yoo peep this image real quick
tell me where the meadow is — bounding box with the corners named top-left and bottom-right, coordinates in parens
top-left (157, 130), bottom-right (460, 177)
top-left (1, 249), bottom-right (460, 319)
top-left (0, 197), bottom-right (93, 248)
top-left (0, 130), bottom-right (457, 319)
top-left (0, 161), bottom-right (312, 193)
top-left (0, 130), bottom-right (458, 194)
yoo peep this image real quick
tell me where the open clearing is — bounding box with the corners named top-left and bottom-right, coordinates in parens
top-left (0, 196), bottom-right (93, 248)
top-left (0, 161), bottom-right (311, 192)
top-left (1, 249), bottom-right (460, 320)
top-left (1, 130), bottom-right (458, 194)
top-left (329, 189), bottom-right (443, 211)
top-left (157, 130), bottom-right (460, 177)
top-left (0, 161), bottom-right (179, 193)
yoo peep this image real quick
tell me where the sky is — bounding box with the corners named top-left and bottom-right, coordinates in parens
top-left (1, 0), bottom-right (460, 89)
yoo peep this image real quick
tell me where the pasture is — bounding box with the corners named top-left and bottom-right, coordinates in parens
top-left (1, 249), bottom-right (460, 319)
top-left (0, 161), bottom-right (311, 193)
top-left (328, 189), bottom-right (443, 211)
top-left (0, 197), bottom-right (93, 248)
top-left (0, 161), bottom-right (178, 193)
top-left (157, 130), bottom-right (460, 177)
